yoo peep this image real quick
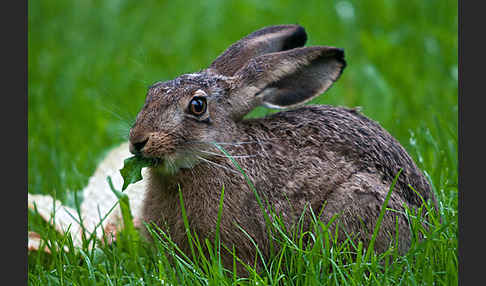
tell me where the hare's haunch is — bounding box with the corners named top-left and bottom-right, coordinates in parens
top-left (129, 25), bottom-right (436, 274)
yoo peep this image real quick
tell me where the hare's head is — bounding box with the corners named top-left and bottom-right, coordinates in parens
top-left (129, 25), bottom-right (346, 173)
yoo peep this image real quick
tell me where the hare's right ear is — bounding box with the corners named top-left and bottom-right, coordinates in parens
top-left (209, 24), bottom-right (307, 76)
top-left (227, 46), bottom-right (346, 119)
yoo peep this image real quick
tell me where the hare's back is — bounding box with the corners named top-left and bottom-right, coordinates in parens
top-left (244, 105), bottom-right (433, 207)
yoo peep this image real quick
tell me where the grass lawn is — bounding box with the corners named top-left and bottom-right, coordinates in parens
top-left (28, 0), bottom-right (457, 284)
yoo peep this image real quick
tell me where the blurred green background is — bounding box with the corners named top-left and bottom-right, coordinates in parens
top-left (28, 0), bottom-right (457, 206)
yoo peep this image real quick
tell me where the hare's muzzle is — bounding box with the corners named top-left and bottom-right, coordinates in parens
top-left (129, 131), bottom-right (149, 155)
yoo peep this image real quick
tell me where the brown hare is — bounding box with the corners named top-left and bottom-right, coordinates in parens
top-left (127, 24), bottom-right (436, 273)
top-left (28, 24), bottom-right (436, 276)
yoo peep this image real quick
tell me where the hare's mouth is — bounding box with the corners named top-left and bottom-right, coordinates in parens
top-left (130, 154), bottom-right (162, 168)
top-left (149, 152), bottom-right (200, 176)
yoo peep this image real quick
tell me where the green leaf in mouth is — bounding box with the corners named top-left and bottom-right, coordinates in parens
top-left (119, 156), bottom-right (154, 191)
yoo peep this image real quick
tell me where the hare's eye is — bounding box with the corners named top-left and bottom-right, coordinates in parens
top-left (189, 97), bottom-right (207, 116)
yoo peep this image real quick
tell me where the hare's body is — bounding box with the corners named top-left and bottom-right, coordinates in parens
top-left (126, 25), bottom-right (437, 274)
top-left (142, 105), bottom-right (433, 269)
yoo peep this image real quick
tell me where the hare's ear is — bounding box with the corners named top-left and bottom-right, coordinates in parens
top-left (229, 46), bottom-right (345, 118)
top-left (209, 25), bottom-right (307, 76)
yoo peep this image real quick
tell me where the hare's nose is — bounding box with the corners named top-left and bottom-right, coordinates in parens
top-left (133, 138), bottom-right (148, 152)
top-left (129, 133), bottom-right (149, 154)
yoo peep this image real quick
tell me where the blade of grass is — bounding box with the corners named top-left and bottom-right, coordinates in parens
top-left (364, 168), bottom-right (403, 262)
top-left (177, 184), bottom-right (198, 267)
top-left (213, 142), bottom-right (276, 258)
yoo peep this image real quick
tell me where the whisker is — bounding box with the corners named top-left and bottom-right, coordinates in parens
top-left (97, 101), bottom-right (136, 126)
top-left (186, 140), bottom-right (275, 146)
top-left (195, 149), bottom-right (259, 159)
top-left (195, 155), bottom-right (241, 174)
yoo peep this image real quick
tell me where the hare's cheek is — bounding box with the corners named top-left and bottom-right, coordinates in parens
top-left (179, 117), bottom-right (208, 138)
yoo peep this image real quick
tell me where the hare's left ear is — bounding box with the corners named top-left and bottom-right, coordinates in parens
top-left (228, 46), bottom-right (346, 119)
top-left (209, 25), bottom-right (307, 76)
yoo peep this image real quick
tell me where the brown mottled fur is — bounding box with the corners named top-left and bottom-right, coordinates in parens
top-left (129, 25), bottom-right (436, 275)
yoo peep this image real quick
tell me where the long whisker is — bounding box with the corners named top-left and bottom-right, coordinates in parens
top-left (195, 155), bottom-right (241, 174)
top-left (195, 149), bottom-right (259, 159)
top-left (186, 140), bottom-right (275, 146)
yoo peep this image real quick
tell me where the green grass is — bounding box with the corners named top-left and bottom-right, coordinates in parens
top-left (28, 0), bottom-right (457, 284)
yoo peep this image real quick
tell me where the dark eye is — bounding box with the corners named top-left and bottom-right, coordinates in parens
top-left (189, 97), bottom-right (207, 116)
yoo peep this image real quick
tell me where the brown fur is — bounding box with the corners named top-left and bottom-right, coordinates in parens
top-left (128, 25), bottom-right (436, 275)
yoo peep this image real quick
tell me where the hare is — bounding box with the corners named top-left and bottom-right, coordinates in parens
top-left (127, 24), bottom-right (437, 273)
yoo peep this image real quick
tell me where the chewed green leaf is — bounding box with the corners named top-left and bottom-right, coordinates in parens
top-left (119, 156), bottom-right (153, 191)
